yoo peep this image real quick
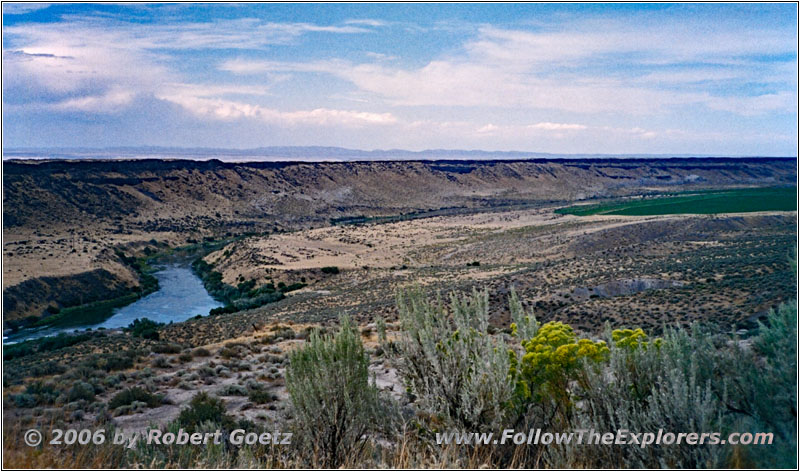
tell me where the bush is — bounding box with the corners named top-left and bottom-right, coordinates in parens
top-left (509, 321), bottom-right (608, 414)
top-left (152, 356), bottom-right (170, 368)
top-left (177, 392), bottom-right (234, 432)
top-left (394, 287), bottom-right (516, 431)
top-left (192, 347), bottom-right (211, 357)
top-left (217, 384), bottom-right (247, 396)
top-left (126, 318), bottom-right (164, 340)
top-left (554, 301), bottom-right (798, 469)
top-left (11, 393), bottom-right (37, 408)
top-left (23, 381), bottom-right (59, 406)
top-left (209, 305), bottom-right (238, 316)
top-left (286, 315), bottom-right (385, 468)
top-left (556, 324), bottom-right (725, 468)
top-left (279, 282), bottom-right (306, 293)
top-left (152, 343), bottom-right (182, 354)
top-left (4, 333), bottom-right (92, 361)
top-left (100, 353), bottom-right (135, 372)
top-left (321, 266), bottom-right (340, 274)
top-left (109, 387), bottom-right (161, 410)
top-left (248, 389), bottom-right (277, 404)
top-left (67, 381), bottom-right (96, 403)
top-left (178, 353), bottom-right (193, 363)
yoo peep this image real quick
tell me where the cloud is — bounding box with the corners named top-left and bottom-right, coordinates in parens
top-left (704, 91), bottom-right (797, 116)
top-left (2, 6), bottom-right (796, 154)
top-left (528, 122), bottom-right (587, 131)
top-left (2, 3), bottom-right (51, 15)
top-left (477, 124), bottom-right (500, 133)
top-left (223, 22), bottom-right (796, 116)
top-left (344, 19), bottom-right (386, 27)
top-left (2, 14), bottom-right (376, 119)
top-left (52, 88), bottom-right (135, 113)
top-left (158, 92), bottom-right (397, 127)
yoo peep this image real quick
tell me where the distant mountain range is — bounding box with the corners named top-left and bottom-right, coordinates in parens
top-left (3, 146), bottom-right (792, 162)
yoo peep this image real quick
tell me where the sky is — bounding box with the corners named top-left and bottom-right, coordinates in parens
top-left (2, 3), bottom-right (797, 155)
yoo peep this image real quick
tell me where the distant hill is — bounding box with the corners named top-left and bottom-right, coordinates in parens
top-left (3, 146), bottom-right (793, 162)
top-left (3, 156), bottom-right (795, 323)
top-left (5, 157), bottom-right (796, 231)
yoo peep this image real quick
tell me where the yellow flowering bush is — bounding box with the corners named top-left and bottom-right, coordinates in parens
top-left (612, 328), bottom-right (663, 350)
top-left (510, 321), bottom-right (609, 404)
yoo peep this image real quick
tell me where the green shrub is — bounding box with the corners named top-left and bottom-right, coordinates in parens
top-left (217, 384), bottom-right (247, 396)
top-left (109, 387), bottom-right (161, 410)
top-left (192, 347), bottom-right (211, 357)
top-left (178, 352), bottom-right (193, 363)
top-left (99, 353), bottom-right (135, 372)
top-left (210, 305), bottom-right (238, 316)
top-left (728, 300), bottom-right (797, 468)
top-left (286, 315), bottom-right (385, 468)
top-left (321, 266), bottom-right (340, 274)
top-left (152, 343), bottom-right (181, 354)
top-left (23, 381), bottom-right (59, 406)
top-left (67, 381), bottom-right (96, 403)
top-left (279, 282), bottom-right (306, 293)
top-left (126, 318), bottom-right (164, 340)
top-left (152, 357), bottom-right (170, 368)
top-left (177, 392), bottom-right (234, 432)
top-left (11, 393), bottom-right (37, 408)
top-left (3, 333), bottom-right (92, 361)
top-left (248, 389), bottom-right (277, 404)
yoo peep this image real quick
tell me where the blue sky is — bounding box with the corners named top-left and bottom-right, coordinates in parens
top-left (2, 3), bottom-right (797, 155)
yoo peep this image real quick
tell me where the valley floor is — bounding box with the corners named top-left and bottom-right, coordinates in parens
top-left (3, 204), bottom-right (796, 467)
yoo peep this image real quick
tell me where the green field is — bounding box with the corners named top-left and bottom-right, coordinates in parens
top-left (556, 186), bottom-right (797, 216)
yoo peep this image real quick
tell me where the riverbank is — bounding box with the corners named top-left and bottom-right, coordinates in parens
top-left (3, 237), bottom-right (240, 342)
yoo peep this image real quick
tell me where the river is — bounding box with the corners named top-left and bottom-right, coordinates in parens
top-left (4, 264), bottom-right (223, 344)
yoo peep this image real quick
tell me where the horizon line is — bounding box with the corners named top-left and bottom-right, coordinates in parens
top-left (3, 145), bottom-right (796, 161)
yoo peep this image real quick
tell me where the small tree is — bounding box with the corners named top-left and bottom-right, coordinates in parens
top-left (286, 315), bottom-right (382, 468)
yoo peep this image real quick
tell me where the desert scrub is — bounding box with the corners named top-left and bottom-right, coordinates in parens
top-left (726, 300), bottom-right (797, 468)
top-left (3, 333), bottom-right (93, 361)
top-left (557, 324), bottom-right (726, 468)
top-left (192, 347), bottom-right (211, 357)
top-left (151, 356), bottom-right (170, 368)
top-left (558, 302), bottom-right (798, 469)
top-left (108, 387), bottom-right (162, 410)
top-left (178, 352), bottom-right (194, 363)
top-left (286, 315), bottom-right (386, 468)
top-left (509, 321), bottom-right (609, 413)
top-left (67, 381), bottom-right (96, 403)
top-left (13, 381), bottom-right (60, 407)
top-left (248, 389), bottom-right (278, 405)
top-left (125, 318), bottom-right (163, 340)
top-left (152, 342), bottom-right (182, 354)
top-left (394, 286), bottom-right (516, 431)
top-left (612, 327), bottom-right (662, 350)
top-left (217, 384), bottom-right (248, 396)
top-left (177, 392), bottom-right (235, 432)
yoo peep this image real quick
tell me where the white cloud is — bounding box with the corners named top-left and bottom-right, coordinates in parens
top-left (2, 15), bottom-right (379, 122)
top-left (477, 124), bottom-right (500, 133)
top-left (52, 88), bottom-right (135, 113)
top-left (344, 19), bottom-right (386, 27)
top-left (222, 23), bottom-right (795, 116)
top-left (157, 92), bottom-right (397, 127)
top-left (2, 3), bottom-right (50, 15)
top-left (2, 7), bottom-right (795, 154)
top-left (528, 122), bottom-right (587, 131)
